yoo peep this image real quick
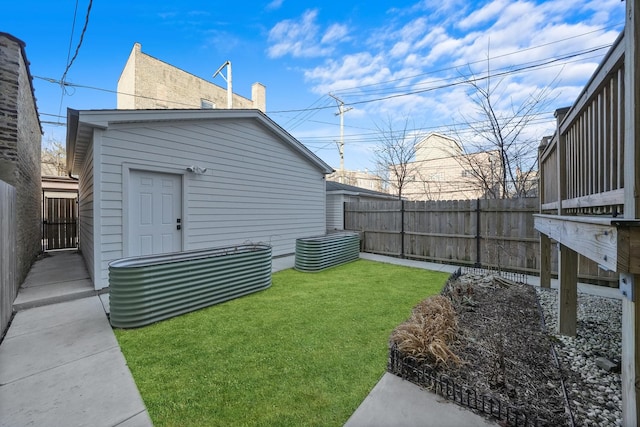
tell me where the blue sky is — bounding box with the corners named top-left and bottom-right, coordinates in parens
top-left (3, 0), bottom-right (625, 172)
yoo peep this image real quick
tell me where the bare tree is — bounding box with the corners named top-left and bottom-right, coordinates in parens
top-left (373, 118), bottom-right (420, 200)
top-left (41, 138), bottom-right (67, 176)
top-left (454, 63), bottom-right (557, 199)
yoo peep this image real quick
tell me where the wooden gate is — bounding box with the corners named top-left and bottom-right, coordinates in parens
top-left (43, 196), bottom-right (78, 250)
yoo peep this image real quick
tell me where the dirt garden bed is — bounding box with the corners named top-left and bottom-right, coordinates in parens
top-left (388, 269), bottom-right (621, 426)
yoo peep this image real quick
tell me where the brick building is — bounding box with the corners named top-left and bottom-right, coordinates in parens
top-left (117, 43), bottom-right (266, 111)
top-left (0, 32), bottom-right (42, 285)
top-left (400, 133), bottom-right (500, 201)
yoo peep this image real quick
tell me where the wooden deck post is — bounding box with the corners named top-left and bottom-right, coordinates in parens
top-left (557, 243), bottom-right (577, 336)
top-left (554, 107), bottom-right (577, 335)
top-left (622, 285), bottom-right (640, 427)
top-left (622, 0), bottom-right (640, 423)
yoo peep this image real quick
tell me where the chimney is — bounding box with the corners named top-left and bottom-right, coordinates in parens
top-left (252, 82), bottom-right (266, 112)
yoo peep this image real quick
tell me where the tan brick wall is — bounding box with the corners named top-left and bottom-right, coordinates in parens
top-left (0, 34), bottom-right (42, 285)
top-left (117, 43), bottom-right (265, 111)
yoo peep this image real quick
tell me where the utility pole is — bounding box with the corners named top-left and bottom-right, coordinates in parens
top-left (329, 94), bottom-right (353, 184)
top-left (213, 60), bottom-right (232, 109)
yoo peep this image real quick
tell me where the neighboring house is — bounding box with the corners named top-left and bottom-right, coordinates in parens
top-left (399, 133), bottom-right (501, 201)
top-left (326, 169), bottom-right (385, 193)
top-left (117, 43), bottom-right (266, 112)
top-left (66, 108), bottom-right (333, 290)
top-left (326, 181), bottom-right (397, 231)
top-left (0, 32), bottom-right (42, 285)
top-left (41, 176), bottom-right (78, 251)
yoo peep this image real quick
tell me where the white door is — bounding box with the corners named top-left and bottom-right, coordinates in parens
top-left (129, 170), bottom-right (182, 256)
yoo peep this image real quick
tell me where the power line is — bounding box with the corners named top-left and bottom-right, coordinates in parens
top-left (274, 46), bottom-right (611, 113)
top-left (330, 22), bottom-right (623, 96)
top-left (334, 46), bottom-right (610, 98)
top-left (37, 38), bottom-right (612, 121)
top-left (57, 0), bottom-right (93, 125)
top-left (60, 0), bottom-right (93, 84)
top-left (37, 44), bottom-right (610, 124)
top-left (296, 112), bottom-right (556, 143)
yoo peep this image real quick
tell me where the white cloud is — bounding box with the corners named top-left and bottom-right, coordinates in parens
top-left (266, 0), bottom-right (284, 11)
top-left (390, 41), bottom-right (411, 58)
top-left (458, 0), bottom-right (510, 30)
top-left (284, 0), bottom-right (625, 169)
top-left (267, 10), bottom-right (332, 58)
top-left (304, 52), bottom-right (393, 94)
top-left (267, 10), bottom-right (350, 58)
top-left (321, 23), bottom-right (349, 44)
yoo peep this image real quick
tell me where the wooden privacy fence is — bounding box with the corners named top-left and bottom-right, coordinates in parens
top-left (344, 198), bottom-right (617, 286)
top-left (0, 180), bottom-right (17, 337)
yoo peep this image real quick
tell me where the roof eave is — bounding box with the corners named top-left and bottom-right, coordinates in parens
top-left (66, 108), bottom-right (334, 175)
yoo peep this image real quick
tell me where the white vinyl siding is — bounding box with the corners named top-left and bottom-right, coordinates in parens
top-left (77, 139), bottom-right (95, 284)
top-left (92, 117), bottom-right (326, 287)
top-left (326, 194), bottom-right (346, 231)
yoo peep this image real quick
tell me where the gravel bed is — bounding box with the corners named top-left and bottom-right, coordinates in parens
top-left (536, 287), bottom-right (622, 427)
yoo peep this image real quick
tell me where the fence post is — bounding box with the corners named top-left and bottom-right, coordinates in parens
top-left (400, 199), bottom-right (405, 259)
top-left (475, 198), bottom-right (481, 267)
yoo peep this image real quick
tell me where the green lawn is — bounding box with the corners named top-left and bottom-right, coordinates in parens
top-left (115, 259), bottom-right (448, 427)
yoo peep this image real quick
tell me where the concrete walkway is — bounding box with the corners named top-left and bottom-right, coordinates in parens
top-left (0, 251), bottom-right (152, 427)
top-left (0, 251), bottom-right (620, 427)
top-left (344, 373), bottom-right (496, 427)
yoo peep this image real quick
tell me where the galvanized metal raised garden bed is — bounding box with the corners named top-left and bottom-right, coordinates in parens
top-left (109, 244), bottom-right (272, 328)
top-left (294, 232), bottom-right (359, 272)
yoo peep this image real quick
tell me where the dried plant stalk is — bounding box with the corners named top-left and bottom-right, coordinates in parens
top-left (391, 295), bottom-right (462, 367)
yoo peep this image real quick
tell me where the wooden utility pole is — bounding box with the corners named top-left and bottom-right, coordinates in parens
top-left (329, 94), bottom-right (352, 184)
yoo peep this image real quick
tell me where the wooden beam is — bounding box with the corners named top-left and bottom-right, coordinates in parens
top-left (559, 188), bottom-right (625, 210)
top-left (557, 244), bottom-right (577, 336)
top-left (534, 215), bottom-right (618, 271)
top-left (541, 188), bottom-right (625, 211)
top-left (534, 215), bottom-right (640, 274)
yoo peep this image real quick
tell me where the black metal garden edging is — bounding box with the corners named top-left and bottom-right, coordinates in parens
top-left (385, 266), bottom-right (557, 427)
top-left (387, 344), bottom-right (542, 427)
top-left (461, 266), bottom-right (528, 285)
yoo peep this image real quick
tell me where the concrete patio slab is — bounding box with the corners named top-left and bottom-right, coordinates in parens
top-left (13, 250), bottom-right (96, 310)
top-left (20, 252), bottom-right (90, 287)
top-left (13, 278), bottom-right (96, 310)
top-left (0, 298), bottom-right (118, 385)
top-left (0, 346), bottom-right (150, 427)
top-left (4, 296), bottom-right (105, 339)
top-left (99, 293), bottom-right (110, 314)
top-left (344, 373), bottom-right (496, 427)
top-left (116, 411), bottom-right (155, 427)
top-left (0, 249), bottom-right (153, 427)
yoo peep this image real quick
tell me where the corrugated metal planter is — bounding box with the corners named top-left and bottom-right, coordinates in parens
top-left (295, 232), bottom-right (360, 272)
top-left (109, 244), bottom-right (272, 328)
